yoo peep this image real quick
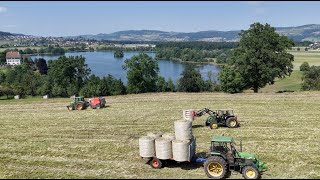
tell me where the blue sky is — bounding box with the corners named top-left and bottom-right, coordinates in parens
top-left (0, 1), bottom-right (320, 37)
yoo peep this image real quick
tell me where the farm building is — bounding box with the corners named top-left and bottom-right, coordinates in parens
top-left (6, 51), bottom-right (22, 65)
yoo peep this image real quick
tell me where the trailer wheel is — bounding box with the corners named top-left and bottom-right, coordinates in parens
top-left (150, 157), bottom-right (162, 169)
top-left (96, 104), bottom-right (101, 109)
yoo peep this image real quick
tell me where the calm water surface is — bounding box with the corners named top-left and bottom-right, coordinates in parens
top-left (31, 51), bottom-right (220, 84)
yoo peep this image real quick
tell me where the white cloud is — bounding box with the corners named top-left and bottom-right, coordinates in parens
top-left (0, 6), bottom-right (7, 13)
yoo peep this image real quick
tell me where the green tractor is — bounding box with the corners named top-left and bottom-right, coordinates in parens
top-left (67, 96), bottom-right (88, 110)
top-left (193, 108), bottom-right (240, 129)
top-left (204, 135), bottom-right (267, 179)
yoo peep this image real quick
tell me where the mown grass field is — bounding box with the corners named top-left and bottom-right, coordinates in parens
top-left (0, 92), bottom-right (319, 179)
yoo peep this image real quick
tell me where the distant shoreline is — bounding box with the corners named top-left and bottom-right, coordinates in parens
top-left (155, 57), bottom-right (223, 66)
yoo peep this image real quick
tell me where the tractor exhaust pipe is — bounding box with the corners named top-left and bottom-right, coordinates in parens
top-left (240, 140), bottom-right (242, 152)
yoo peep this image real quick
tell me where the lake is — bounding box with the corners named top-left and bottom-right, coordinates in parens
top-left (30, 51), bottom-right (220, 84)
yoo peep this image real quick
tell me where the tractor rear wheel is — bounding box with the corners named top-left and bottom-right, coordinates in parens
top-left (76, 102), bottom-right (85, 110)
top-left (210, 120), bottom-right (219, 129)
top-left (226, 117), bottom-right (238, 128)
top-left (204, 156), bottom-right (227, 179)
top-left (242, 165), bottom-right (261, 179)
top-left (150, 157), bottom-right (162, 169)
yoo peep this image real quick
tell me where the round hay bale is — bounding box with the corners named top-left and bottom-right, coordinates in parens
top-left (147, 132), bottom-right (163, 139)
top-left (172, 139), bottom-right (190, 162)
top-left (139, 136), bottom-right (155, 157)
top-left (183, 109), bottom-right (194, 121)
top-left (174, 120), bottom-right (193, 140)
top-left (155, 137), bottom-right (172, 160)
top-left (161, 133), bottom-right (175, 141)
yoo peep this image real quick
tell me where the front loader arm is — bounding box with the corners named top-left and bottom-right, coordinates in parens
top-left (194, 108), bottom-right (215, 117)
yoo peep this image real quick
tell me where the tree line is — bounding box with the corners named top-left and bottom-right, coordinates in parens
top-left (0, 53), bottom-right (221, 99)
top-left (155, 47), bottom-right (233, 63)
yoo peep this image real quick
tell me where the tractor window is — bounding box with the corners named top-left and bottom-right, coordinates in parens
top-left (218, 111), bottom-right (224, 116)
top-left (227, 110), bottom-right (234, 116)
top-left (212, 142), bottom-right (229, 153)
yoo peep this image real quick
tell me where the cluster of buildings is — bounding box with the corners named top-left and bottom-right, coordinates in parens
top-left (0, 35), bottom-right (99, 48)
top-left (308, 42), bottom-right (320, 50)
top-left (113, 44), bottom-right (156, 48)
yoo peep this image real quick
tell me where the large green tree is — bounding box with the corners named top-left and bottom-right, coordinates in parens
top-left (178, 65), bottom-right (204, 92)
top-left (47, 55), bottom-right (91, 97)
top-left (219, 22), bottom-right (294, 93)
top-left (123, 53), bottom-right (159, 93)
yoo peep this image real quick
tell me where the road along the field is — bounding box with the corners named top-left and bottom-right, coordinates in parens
top-left (0, 92), bottom-right (319, 178)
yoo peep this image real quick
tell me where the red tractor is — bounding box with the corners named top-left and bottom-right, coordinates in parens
top-left (88, 97), bottom-right (106, 109)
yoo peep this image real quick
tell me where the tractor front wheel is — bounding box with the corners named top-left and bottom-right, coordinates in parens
top-left (226, 117), bottom-right (239, 128)
top-left (210, 120), bottom-right (219, 129)
top-left (150, 157), bottom-right (162, 169)
top-left (242, 165), bottom-right (261, 179)
top-left (204, 156), bottom-right (227, 179)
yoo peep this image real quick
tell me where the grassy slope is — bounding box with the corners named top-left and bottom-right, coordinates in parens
top-left (0, 92), bottom-right (319, 179)
top-left (258, 70), bottom-right (303, 93)
top-left (259, 50), bottom-right (320, 93)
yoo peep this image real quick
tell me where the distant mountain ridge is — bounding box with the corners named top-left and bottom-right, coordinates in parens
top-left (77, 24), bottom-right (320, 42)
top-left (0, 30), bottom-right (25, 36)
top-left (2, 24), bottom-right (320, 42)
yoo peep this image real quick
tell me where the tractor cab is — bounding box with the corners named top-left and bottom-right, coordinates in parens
top-left (67, 96), bottom-right (87, 110)
top-left (217, 110), bottom-right (234, 119)
top-left (204, 135), bottom-right (268, 179)
top-left (210, 136), bottom-right (239, 163)
top-left (74, 96), bottom-right (85, 103)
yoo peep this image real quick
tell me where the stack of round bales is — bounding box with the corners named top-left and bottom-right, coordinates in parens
top-left (183, 109), bottom-right (194, 121)
top-left (173, 120), bottom-right (193, 162)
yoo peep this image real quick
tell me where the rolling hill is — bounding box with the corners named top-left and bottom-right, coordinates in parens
top-left (77, 24), bottom-right (320, 42)
top-left (2, 24), bottom-right (320, 42)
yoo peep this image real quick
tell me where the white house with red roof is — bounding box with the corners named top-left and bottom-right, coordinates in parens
top-left (6, 51), bottom-right (22, 65)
